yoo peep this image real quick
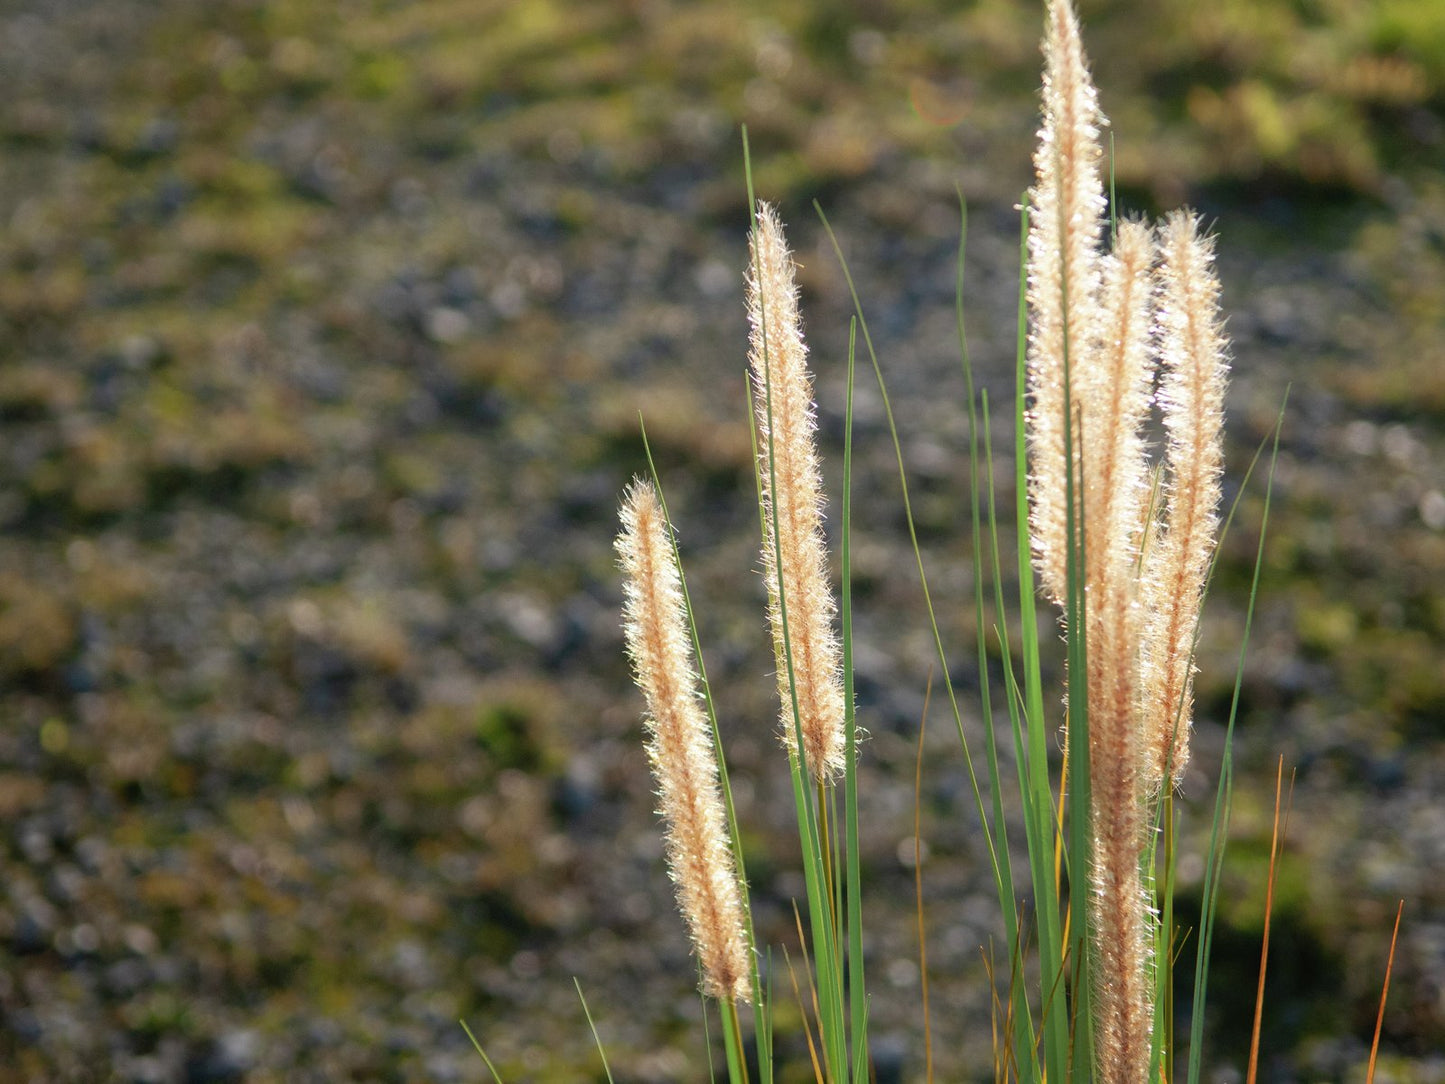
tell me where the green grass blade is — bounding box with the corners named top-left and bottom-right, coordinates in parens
top-left (1045, 153), bottom-right (1097, 1081)
top-left (954, 190), bottom-right (1040, 1077)
top-left (576, 979), bottom-right (617, 1084)
top-left (813, 201), bottom-right (1009, 917)
top-left (1187, 394), bottom-right (1288, 1084)
top-left (460, 1019), bottom-right (505, 1083)
top-left (702, 988), bottom-right (718, 1080)
top-left (784, 748), bottom-right (846, 1079)
top-left (983, 392), bottom-right (1058, 1084)
top-left (1007, 196), bottom-right (1070, 1083)
top-left (739, 126), bottom-right (777, 1082)
top-left (721, 998), bottom-right (750, 1084)
top-left (842, 317), bottom-right (870, 1076)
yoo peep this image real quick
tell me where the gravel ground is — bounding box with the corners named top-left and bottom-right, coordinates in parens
top-left (0, 2), bottom-right (1442, 1081)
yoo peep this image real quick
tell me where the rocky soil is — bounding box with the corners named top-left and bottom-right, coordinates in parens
top-left (0, 2), bottom-right (1442, 1081)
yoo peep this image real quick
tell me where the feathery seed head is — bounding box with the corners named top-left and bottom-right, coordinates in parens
top-left (1026, 0), bottom-right (1111, 606)
top-left (746, 203), bottom-right (847, 784)
top-left (1139, 212), bottom-right (1230, 792)
top-left (1081, 218), bottom-right (1154, 584)
top-left (1024, 7), bottom-right (1178, 1078)
top-left (617, 479), bottom-right (752, 1002)
top-left (1077, 221), bottom-right (1158, 1084)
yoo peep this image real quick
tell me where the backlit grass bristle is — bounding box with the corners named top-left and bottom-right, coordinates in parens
top-left (617, 479), bottom-right (752, 1003)
top-left (1026, 0), bottom-right (1109, 607)
top-left (1082, 218), bottom-right (1156, 1084)
top-left (608, 1), bottom-right (1251, 1077)
top-left (1141, 211), bottom-right (1230, 792)
top-left (1026, 16), bottom-right (1156, 1071)
top-left (747, 201), bottom-right (847, 784)
top-left (1024, 4), bottom-right (1233, 1080)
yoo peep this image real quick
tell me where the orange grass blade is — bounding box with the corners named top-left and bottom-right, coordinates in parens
top-left (1366, 901), bottom-right (1405, 1084)
top-left (785, 910), bottom-right (827, 1084)
top-left (1008, 912), bottom-right (1034, 1083)
top-left (1246, 759), bottom-right (1294, 1084)
top-left (981, 947), bottom-right (1000, 1081)
top-left (981, 922), bottom-right (1034, 1083)
top-left (786, 907), bottom-right (832, 1084)
top-left (1055, 733), bottom-right (1069, 897)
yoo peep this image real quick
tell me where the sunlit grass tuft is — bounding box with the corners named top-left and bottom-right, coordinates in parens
top-left (599, 2), bottom-right (1306, 1081)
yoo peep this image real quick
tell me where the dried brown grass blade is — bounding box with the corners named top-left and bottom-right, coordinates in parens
top-left (1366, 900), bottom-right (1405, 1084)
top-left (785, 908), bottom-right (827, 1084)
top-left (1246, 758), bottom-right (1293, 1084)
top-left (980, 945), bottom-right (1006, 1084)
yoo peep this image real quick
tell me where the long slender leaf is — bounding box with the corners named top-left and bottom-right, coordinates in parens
top-left (576, 980), bottom-right (617, 1084)
top-left (1188, 394), bottom-right (1288, 1084)
top-left (460, 1020), bottom-right (506, 1084)
top-left (1007, 195), bottom-right (1073, 1084)
top-left (813, 202), bottom-right (1009, 926)
top-left (842, 318), bottom-right (870, 1076)
top-left (955, 190), bottom-right (1041, 1078)
top-left (1367, 903), bottom-right (1405, 1084)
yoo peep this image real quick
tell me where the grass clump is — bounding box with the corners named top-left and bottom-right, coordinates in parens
top-left (598, 1), bottom-right (1287, 1081)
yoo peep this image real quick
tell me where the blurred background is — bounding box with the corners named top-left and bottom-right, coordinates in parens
top-left (0, 0), bottom-right (1442, 1080)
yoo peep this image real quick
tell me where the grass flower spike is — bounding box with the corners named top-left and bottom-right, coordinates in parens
top-left (609, 2), bottom-right (1245, 1076)
top-left (747, 201), bottom-right (847, 784)
top-left (1022, 3), bottom-right (1236, 1079)
top-left (1026, 8), bottom-right (1156, 1070)
top-left (1141, 212), bottom-right (1230, 792)
top-left (1026, 0), bottom-right (1109, 606)
top-left (617, 479), bottom-right (751, 1003)
top-left (1081, 221), bottom-right (1156, 1084)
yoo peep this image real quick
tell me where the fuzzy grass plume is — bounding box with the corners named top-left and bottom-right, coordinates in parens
top-left (607, 2), bottom-right (1246, 1079)
top-left (1024, 2), bottom-right (1231, 1079)
top-left (1026, 0), bottom-right (1109, 606)
top-left (1141, 212), bottom-right (1230, 793)
top-left (747, 201), bottom-right (847, 784)
top-left (617, 479), bottom-right (751, 1003)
